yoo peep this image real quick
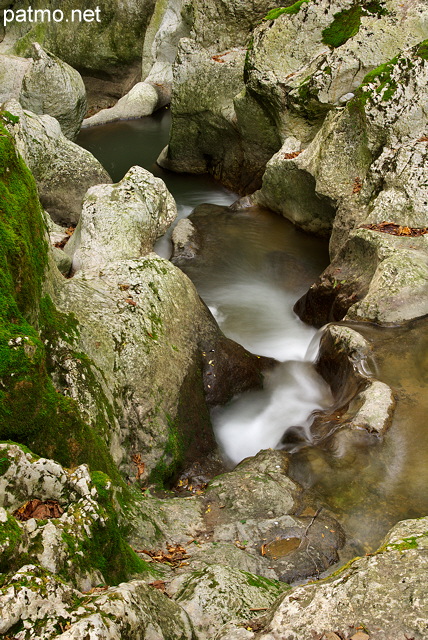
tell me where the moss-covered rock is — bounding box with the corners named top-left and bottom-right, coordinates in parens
top-left (168, 563), bottom-right (288, 638)
top-left (164, 0), bottom-right (428, 192)
top-left (0, 444), bottom-right (154, 590)
top-left (0, 564), bottom-right (193, 639)
top-left (3, 0), bottom-right (155, 79)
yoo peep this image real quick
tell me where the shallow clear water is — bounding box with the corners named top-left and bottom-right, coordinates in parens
top-left (78, 113), bottom-right (428, 555)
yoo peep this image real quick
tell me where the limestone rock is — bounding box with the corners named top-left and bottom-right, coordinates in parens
top-left (19, 43), bottom-right (86, 139)
top-left (0, 444), bottom-right (144, 590)
top-left (0, 44), bottom-right (86, 139)
top-left (190, 0), bottom-right (290, 51)
top-left (0, 565), bottom-right (193, 640)
top-left (168, 564), bottom-right (287, 638)
top-left (164, 0), bottom-right (428, 192)
top-left (218, 517), bottom-right (428, 640)
top-left (50, 168), bottom-right (266, 483)
top-left (52, 246), bottom-right (72, 276)
top-left (141, 0), bottom-right (192, 104)
top-left (158, 40), bottom-right (274, 192)
top-left (3, 99), bottom-right (111, 225)
top-left (3, 0), bottom-right (155, 80)
top-left (83, 82), bottom-right (160, 127)
top-left (200, 450), bottom-right (345, 583)
top-left (69, 166), bottom-right (177, 271)
top-left (311, 325), bottom-right (395, 459)
top-left (292, 44), bottom-right (428, 325)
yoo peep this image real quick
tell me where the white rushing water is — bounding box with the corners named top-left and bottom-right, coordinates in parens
top-left (206, 276), bottom-right (333, 465)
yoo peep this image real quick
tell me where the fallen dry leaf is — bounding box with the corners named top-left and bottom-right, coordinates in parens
top-left (360, 222), bottom-right (428, 237)
top-left (142, 544), bottom-right (190, 567)
top-left (283, 151), bottom-right (302, 159)
top-left (14, 499), bottom-right (64, 521)
top-left (132, 453), bottom-right (145, 479)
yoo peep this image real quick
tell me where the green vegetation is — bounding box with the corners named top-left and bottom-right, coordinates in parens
top-left (416, 39), bottom-right (428, 61)
top-left (148, 413), bottom-right (185, 488)
top-left (0, 124), bottom-right (123, 485)
top-left (0, 513), bottom-right (22, 573)
top-left (322, 2), bottom-right (387, 48)
top-left (264, 0), bottom-right (309, 21)
top-left (357, 55), bottom-right (400, 103)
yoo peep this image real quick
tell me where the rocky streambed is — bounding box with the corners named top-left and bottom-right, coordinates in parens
top-left (0, 0), bottom-right (428, 638)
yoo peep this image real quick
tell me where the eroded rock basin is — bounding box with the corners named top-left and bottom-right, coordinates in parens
top-left (78, 114), bottom-right (428, 563)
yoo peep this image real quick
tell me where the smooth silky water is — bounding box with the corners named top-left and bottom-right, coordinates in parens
top-left (78, 112), bottom-right (428, 557)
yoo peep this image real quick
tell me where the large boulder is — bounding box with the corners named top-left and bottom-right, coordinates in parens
top-left (141, 0), bottom-right (192, 105)
top-left (0, 565), bottom-right (193, 640)
top-left (158, 39), bottom-right (280, 193)
top-left (162, 0), bottom-right (428, 193)
top-left (3, 99), bottom-right (111, 225)
top-left (168, 564), bottom-right (287, 638)
top-left (3, 0), bottom-right (155, 78)
top-left (53, 167), bottom-right (272, 484)
top-left (0, 43), bottom-right (86, 139)
top-left (292, 43), bottom-right (428, 325)
top-left (218, 516), bottom-right (428, 640)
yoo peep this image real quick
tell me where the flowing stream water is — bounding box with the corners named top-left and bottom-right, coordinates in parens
top-left (78, 111), bottom-right (428, 556)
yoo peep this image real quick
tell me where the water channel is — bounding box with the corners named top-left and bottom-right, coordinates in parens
top-left (78, 110), bottom-right (428, 558)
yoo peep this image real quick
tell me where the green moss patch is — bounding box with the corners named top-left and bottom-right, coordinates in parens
top-left (0, 126), bottom-right (122, 486)
top-left (264, 0), bottom-right (310, 21)
top-left (416, 39), bottom-right (428, 61)
top-left (322, 2), bottom-right (387, 48)
top-left (356, 54), bottom-right (400, 104)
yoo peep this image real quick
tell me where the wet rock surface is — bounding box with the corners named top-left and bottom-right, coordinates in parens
top-left (217, 517), bottom-right (428, 640)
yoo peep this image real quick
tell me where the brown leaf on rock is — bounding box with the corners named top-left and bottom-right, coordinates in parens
top-left (149, 580), bottom-right (168, 593)
top-left (283, 151), bottom-right (302, 159)
top-left (360, 222), bottom-right (428, 236)
top-left (142, 544), bottom-right (190, 566)
top-left (352, 177), bottom-right (362, 194)
top-left (54, 225), bottom-right (76, 249)
top-left (132, 453), bottom-right (145, 479)
top-left (14, 499), bottom-right (64, 521)
top-left (350, 632), bottom-right (370, 640)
